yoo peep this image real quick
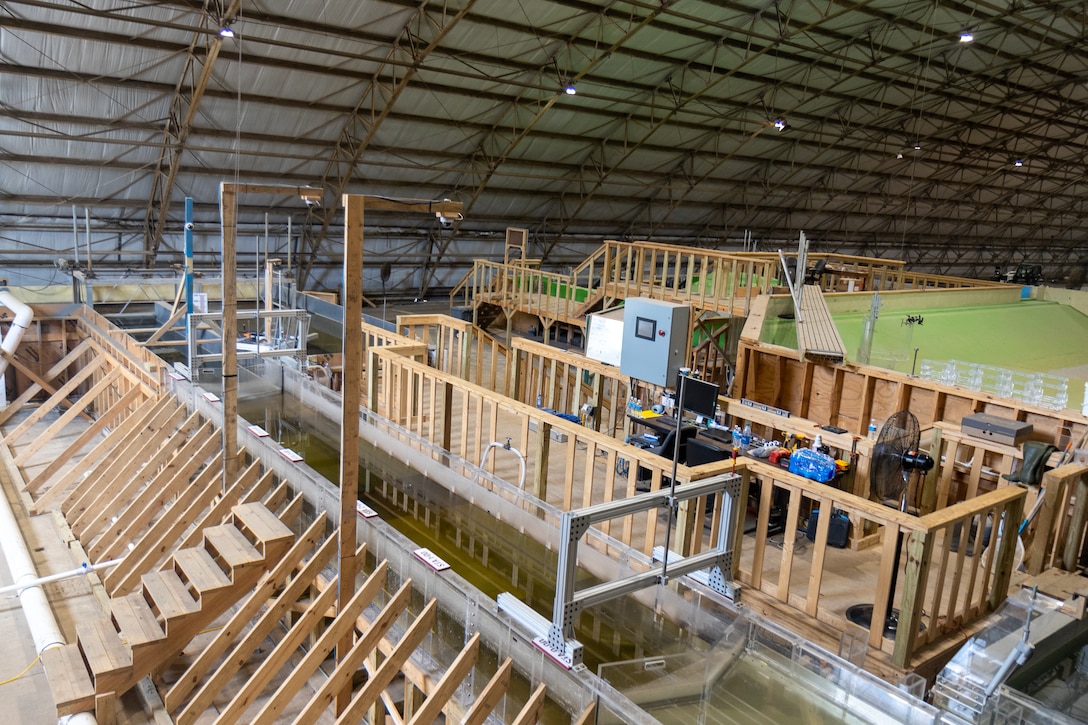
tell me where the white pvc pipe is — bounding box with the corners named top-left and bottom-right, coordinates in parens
top-left (0, 558), bottom-right (123, 596)
top-left (480, 440), bottom-right (527, 490)
top-left (0, 289), bottom-right (33, 413)
top-left (0, 477), bottom-right (100, 725)
top-left (0, 472), bottom-right (66, 657)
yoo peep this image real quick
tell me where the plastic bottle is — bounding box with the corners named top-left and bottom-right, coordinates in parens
top-left (741, 422), bottom-right (752, 450)
top-left (868, 418), bottom-right (878, 441)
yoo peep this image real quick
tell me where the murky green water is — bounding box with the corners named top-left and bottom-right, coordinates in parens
top-left (238, 393), bottom-right (702, 672)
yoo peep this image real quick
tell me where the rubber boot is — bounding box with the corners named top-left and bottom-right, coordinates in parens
top-left (1002, 441), bottom-right (1058, 486)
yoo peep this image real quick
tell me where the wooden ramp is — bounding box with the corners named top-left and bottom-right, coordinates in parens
top-left (795, 284), bottom-right (847, 362)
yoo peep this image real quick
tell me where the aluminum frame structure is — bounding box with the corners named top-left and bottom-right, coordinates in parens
top-left (186, 308), bottom-right (310, 381)
top-left (538, 473), bottom-right (742, 669)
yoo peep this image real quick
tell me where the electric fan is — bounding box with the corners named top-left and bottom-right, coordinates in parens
top-left (846, 410), bottom-right (934, 637)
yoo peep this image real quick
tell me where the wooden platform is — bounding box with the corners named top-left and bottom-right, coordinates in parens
top-left (795, 284), bottom-right (847, 361)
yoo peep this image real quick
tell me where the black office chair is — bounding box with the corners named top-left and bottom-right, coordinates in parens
top-left (635, 426), bottom-right (698, 491)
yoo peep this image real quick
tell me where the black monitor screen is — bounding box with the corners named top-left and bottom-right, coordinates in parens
top-left (635, 316), bottom-right (656, 341)
top-left (677, 375), bottom-right (720, 418)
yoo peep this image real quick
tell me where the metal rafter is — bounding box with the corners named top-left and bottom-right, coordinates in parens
top-left (295, 0), bottom-right (478, 292)
top-left (142, 0), bottom-right (242, 266)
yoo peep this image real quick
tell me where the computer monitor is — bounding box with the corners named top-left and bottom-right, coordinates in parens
top-left (676, 374), bottom-right (719, 418)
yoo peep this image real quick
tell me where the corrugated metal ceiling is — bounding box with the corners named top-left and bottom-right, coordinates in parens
top-left (2, 0), bottom-right (1087, 285)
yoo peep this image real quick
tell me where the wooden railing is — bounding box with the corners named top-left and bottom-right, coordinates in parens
top-left (363, 343), bottom-right (1029, 668)
top-left (397, 314), bottom-right (513, 395)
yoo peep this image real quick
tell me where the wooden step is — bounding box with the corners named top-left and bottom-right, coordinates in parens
top-left (142, 569), bottom-right (200, 624)
top-left (76, 619), bottom-right (133, 693)
top-left (231, 502), bottom-right (293, 560)
top-left (110, 592), bottom-right (166, 650)
top-left (172, 547), bottom-right (232, 601)
top-left (42, 644), bottom-right (95, 717)
top-left (204, 523), bottom-right (264, 578)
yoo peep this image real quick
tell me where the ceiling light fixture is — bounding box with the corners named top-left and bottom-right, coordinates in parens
top-left (219, 23), bottom-right (235, 38)
top-left (565, 82), bottom-right (577, 95)
top-left (913, 142), bottom-right (922, 150)
top-left (959, 32), bottom-right (974, 43)
top-left (773, 117), bottom-right (787, 131)
top-left (1014, 159), bottom-right (1023, 167)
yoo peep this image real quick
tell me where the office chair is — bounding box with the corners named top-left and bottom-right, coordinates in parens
top-left (635, 426), bottom-right (698, 491)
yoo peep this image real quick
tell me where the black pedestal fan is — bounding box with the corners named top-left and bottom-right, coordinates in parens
top-left (846, 410), bottom-right (934, 638)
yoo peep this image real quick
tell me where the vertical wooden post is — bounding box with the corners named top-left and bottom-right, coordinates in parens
top-left (533, 420), bottom-right (551, 500)
top-left (337, 193), bottom-right (365, 713)
top-left (893, 529), bottom-right (934, 668)
top-left (219, 183), bottom-right (239, 491)
top-left (1063, 475), bottom-right (1088, 571)
top-left (988, 494), bottom-right (1026, 610)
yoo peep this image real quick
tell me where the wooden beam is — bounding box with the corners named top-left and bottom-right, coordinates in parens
top-left (24, 386), bottom-right (146, 496)
top-left (461, 658), bottom-right (512, 725)
top-left (405, 634), bottom-right (480, 725)
top-left (289, 579), bottom-right (415, 725)
top-left (511, 682), bottom-right (548, 725)
top-left (164, 520), bottom-right (334, 711)
top-left (213, 560), bottom-right (385, 725)
top-left (12, 367), bottom-right (122, 466)
top-left (4, 355), bottom-right (105, 444)
top-left (333, 600), bottom-right (438, 725)
top-left (337, 192), bottom-right (365, 715)
top-left (91, 426), bottom-right (220, 561)
top-left (104, 460), bottom-right (223, 596)
top-left (0, 337), bottom-right (95, 425)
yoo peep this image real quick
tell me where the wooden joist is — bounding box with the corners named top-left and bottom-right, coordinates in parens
top-left (224, 563), bottom-right (392, 725)
top-left (69, 410), bottom-right (200, 537)
top-left (87, 420), bottom-right (218, 559)
top-left (12, 367), bottom-right (123, 466)
top-left (23, 386), bottom-right (147, 496)
top-left (4, 355), bottom-right (105, 444)
top-left (28, 394), bottom-right (171, 508)
top-left (103, 461), bottom-right (223, 596)
top-left (0, 338), bottom-right (96, 427)
top-left (165, 524), bottom-right (337, 713)
top-left (332, 600), bottom-right (439, 725)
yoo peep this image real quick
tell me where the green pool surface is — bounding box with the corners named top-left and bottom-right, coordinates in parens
top-left (760, 299), bottom-right (1088, 411)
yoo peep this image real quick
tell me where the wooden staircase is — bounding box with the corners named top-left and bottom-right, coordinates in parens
top-left (474, 300), bottom-right (505, 330)
top-left (43, 502), bottom-right (294, 720)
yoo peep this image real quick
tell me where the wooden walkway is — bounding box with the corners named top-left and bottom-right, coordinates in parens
top-left (796, 284), bottom-right (848, 362)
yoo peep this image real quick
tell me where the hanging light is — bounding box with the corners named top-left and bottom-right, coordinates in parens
top-left (1014, 159), bottom-right (1024, 167)
top-left (959, 32), bottom-right (974, 43)
top-left (219, 23), bottom-right (235, 38)
top-left (773, 117), bottom-right (787, 131)
top-left (913, 142), bottom-right (922, 150)
top-left (564, 82), bottom-right (577, 95)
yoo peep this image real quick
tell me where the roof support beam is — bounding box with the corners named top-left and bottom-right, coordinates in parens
top-left (143, 0), bottom-right (241, 267)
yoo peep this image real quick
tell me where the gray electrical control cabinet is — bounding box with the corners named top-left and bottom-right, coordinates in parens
top-left (620, 298), bottom-right (690, 386)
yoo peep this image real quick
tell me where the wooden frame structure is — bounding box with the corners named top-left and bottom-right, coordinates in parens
top-left (1, 304), bottom-right (603, 724)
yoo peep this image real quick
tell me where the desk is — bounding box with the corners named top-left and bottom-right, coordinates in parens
top-left (627, 414), bottom-right (734, 447)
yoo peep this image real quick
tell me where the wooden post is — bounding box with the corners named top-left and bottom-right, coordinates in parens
top-left (533, 420), bottom-right (551, 501)
top-left (919, 428), bottom-right (942, 515)
top-left (1063, 475), bottom-right (1088, 572)
top-left (336, 192), bottom-right (365, 714)
top-left (988, 494), bottom-right (1026, 611)
top-left (893, 529), bottom-right (934, 668)
top-left (219, 183), bottom-right (239, 490)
